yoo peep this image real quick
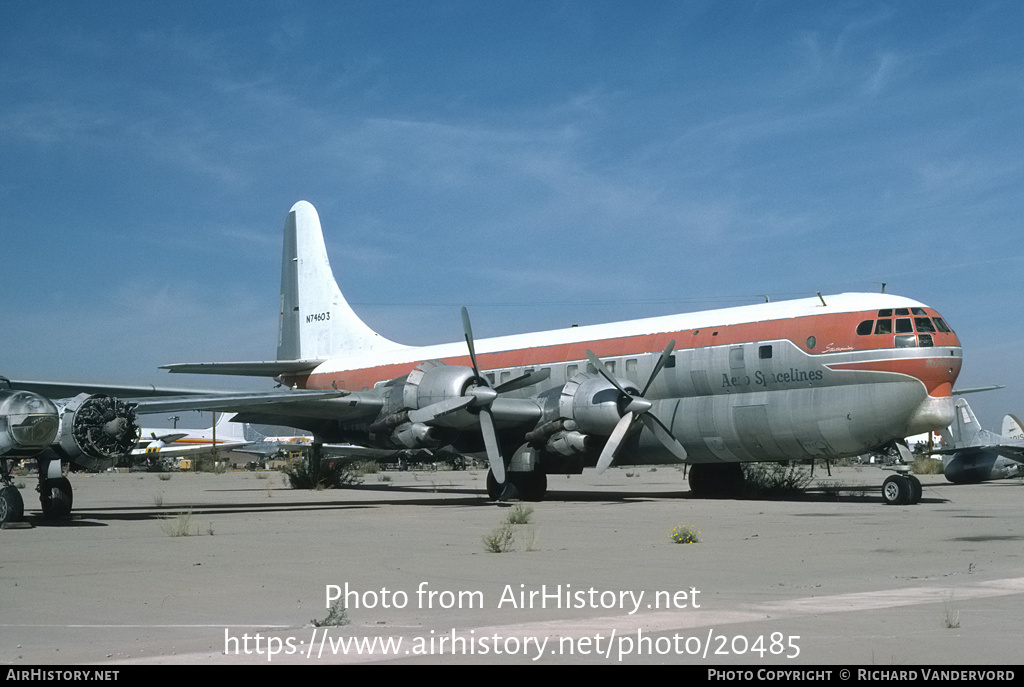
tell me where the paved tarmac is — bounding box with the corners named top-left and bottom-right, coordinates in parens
top-left (2, 465), bottom-right (1022, 666)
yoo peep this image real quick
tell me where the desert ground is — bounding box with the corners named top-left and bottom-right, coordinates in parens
top-left (2, 464), bottom-right (1022, 666)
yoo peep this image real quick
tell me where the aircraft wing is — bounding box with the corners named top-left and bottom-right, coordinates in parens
top-left (2, 377), bottom-right (362, 418)
top-left (931, 445), bottom-right (1024, 464)
top-left (132, 440), bottom-right (251, 458)
top-left (983, 446), bottom-right (1024, 464)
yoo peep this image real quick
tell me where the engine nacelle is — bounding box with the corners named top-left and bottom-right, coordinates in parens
top-left (52, 394), bottom-right (140, 471)
top-left (403, 360), bottom-right (478, 410)
top-left (0, 390), bottom-right (61, 458)
top-left (558, 373), bottom-right (636, 437)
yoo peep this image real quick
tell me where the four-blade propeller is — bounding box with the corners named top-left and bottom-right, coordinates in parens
top-left (413, 309), bottom-right (687, 485)
top-left (585, 340), bottom-right (688, 473)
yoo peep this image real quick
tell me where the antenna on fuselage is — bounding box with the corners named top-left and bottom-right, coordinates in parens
top-left (817, 292), bottom-right (827, 307)
top-left (871, 281), bottom-right (887, 293)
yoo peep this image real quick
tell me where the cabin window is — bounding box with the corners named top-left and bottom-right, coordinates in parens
top-left (500, 371), bottom-right (511, 384)
top-left (856, 320), bottom-right (873, 335)
top-left (895, 318), bottom-right (913, 334)
top-left (665, 355), bottom-right (676, 368)
top-left (759, 345), bottom-right (773, 359)
top-left (567, 364), bottom-right (578, 378)
top-left (485, 373), bottom-right (495, 384)
top-left (806, 336), bottom-right (816, 350)
top-left (605, 360), bottom-right (616, 373)
top-left (626, 359), bottom-right (638, 376)
top-left (874, 319), bottom-right (892, 335)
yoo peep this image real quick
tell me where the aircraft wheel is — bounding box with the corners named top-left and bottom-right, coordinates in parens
top-left (509, 470), bottom-right (547, 502)
top-left (486, 469), bottom-right (503, 500)
top-left (906, 475), bottom-right (922, 505)
top-left (882, 474), bottom-right (911, 506)
top-left (0, 485), bottom-right (25, 524)
top-left (40, 477), bottom-right (73, 518)
top-left (688, 463), bottom-right (744, 498)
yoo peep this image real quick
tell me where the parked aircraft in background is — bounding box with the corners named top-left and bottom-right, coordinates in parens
top-left (934, 399), bottom-right (1024, 483)
top-left (0, 377), bottom-right (342, 522)
top-left (161, 201), bottom-right (964, 505)
top-left (132, 412), bottom-right (250, 462)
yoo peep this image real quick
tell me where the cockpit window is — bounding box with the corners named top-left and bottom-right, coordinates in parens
top-left (911, 307), bottom-right (927, 316)
top-left (915, 317), bottom-right (936, 333)
top-left (895, 334), bottom-right (916, 348)
top-left (874, 319), bottom-right (892, 335)
top-left (894, 318), bottom-right (913, 333)
top-left (895, 308), bottom-right (910, 316)
top-left (933, 318), bottom-right (952, 333)
top-left (877, 309), bottom-right (892, 317)
top-left (918, 334), bottom-right (934, 347)
top-left (856, 320), bottom-right (873, 335)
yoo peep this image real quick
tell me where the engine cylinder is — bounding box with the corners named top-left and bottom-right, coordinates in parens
top-left (53, 394), bottom-right (140, 471)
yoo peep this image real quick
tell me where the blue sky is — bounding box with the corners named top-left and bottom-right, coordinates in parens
top-left (3, 1), bottom-right (1023, 427)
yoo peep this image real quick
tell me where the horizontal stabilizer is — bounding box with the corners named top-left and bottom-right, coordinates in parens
top-left (160, 360), bottom-right (324, 378)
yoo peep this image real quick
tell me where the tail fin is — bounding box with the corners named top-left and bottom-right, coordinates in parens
top-left (1001, 414), bottom-right (1024, 440)
top-left (212, 412), bottom-right (246, 441)
top-left (950, 398), bottom-right (984, 447)
top-left (277, 201), bottom-right (407, 361)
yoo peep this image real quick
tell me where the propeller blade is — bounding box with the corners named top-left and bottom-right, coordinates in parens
top-left (639, 413), bottom-right (688, 461)
top-left (585, 349), bottom-right (631, 397)
top-left (407, 396), bottom-right (475, 424)
top-left (641, 339), bottom-right (676, 397)
top-left (479, 408), bottom-right (505, 483)
top-left (461, 307), bottom-right (482, 379)
top-left (493, 367), bottom-right (551, 394)
top-left (596, 413), bottom-right (634, 474)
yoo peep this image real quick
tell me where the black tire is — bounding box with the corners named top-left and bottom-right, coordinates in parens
top-left (882, 474), bottom-right (911, 506)
top-left (0, 485), bottom-right (25, 524)
top-left (688, 463), bottom-right (744, 497)
top-left (906, 475), bottom-right (923, 504)
top-left (509, 470), bottom-right (547, 502)
top-left (40, 476), bottom-right (73, 518)
top-left (486, 469), bottom-right (503, 500)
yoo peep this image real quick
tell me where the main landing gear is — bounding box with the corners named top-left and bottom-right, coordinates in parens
top-left (687, 463), bottom-right (745, 498)
top-left (487, 468), bottom-right (547, 502)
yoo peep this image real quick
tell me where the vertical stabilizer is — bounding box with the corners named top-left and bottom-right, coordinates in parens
top-left (213, 412), bottom-right (245, 442)
top-left (277, 201), bottom-right (407, 361)
top-left (1001, 414), bottom-right (1024, 440)
top-left (951, 398), bottom-right (984, 447)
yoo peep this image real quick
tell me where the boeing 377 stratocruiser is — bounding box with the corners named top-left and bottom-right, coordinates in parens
top-left (160, 201), bottom-right (963, 505)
